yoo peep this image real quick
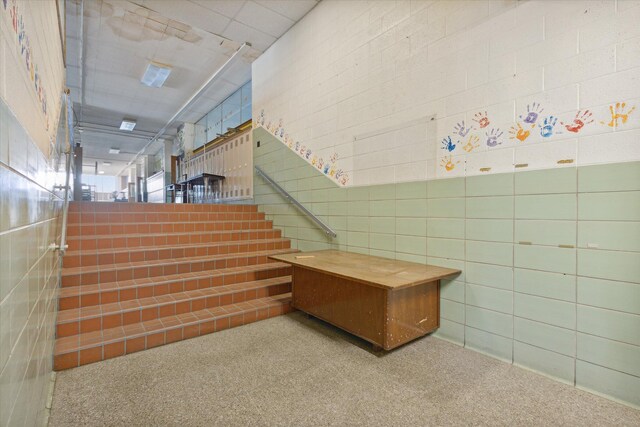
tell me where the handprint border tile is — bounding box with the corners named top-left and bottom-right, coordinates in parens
top-left (254, 111), bottom-right (350, 186)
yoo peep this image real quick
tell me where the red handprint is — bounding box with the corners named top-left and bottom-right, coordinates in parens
top-left (473, 111), bottom-right (490, 128)
top-left (562, 110), bottom-right (593, 133)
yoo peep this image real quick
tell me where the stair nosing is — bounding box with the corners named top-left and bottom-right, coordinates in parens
top-left (58, 261), bottom-right (293, 296)
top-left (61, 248), bottom-right (296, 276)
top-left (54, 294), bottom-right (292, 354)
top-left (63, 237), bottom-right (289, 256)
top-left (57, 276), bottom-right (292, 323)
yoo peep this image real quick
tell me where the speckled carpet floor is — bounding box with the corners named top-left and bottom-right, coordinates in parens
top-left (50, 312), bottom-right (640, 426)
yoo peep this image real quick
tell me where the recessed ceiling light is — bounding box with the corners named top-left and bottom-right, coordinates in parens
top-left (120, 119), bottom-right (136, 131)
top-left (98, 171), bottom-right (105, 175)
top-left (109, 148), bottom-right (120, 154)
top-left (103, 162), bottom-right (112, 166)
top-left (141, 62), bottom-right (172, 88)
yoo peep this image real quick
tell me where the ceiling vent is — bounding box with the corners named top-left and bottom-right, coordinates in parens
top-left (120, 119), bottom-right (136, 131)
top-left (141, 62), bottom-right (172, 88)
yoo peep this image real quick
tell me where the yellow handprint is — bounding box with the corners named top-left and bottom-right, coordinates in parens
top-left (509, 122), bottom-right (532, 142)
top-left (440, 155), bottom-right (460, 172)
top-left (602, 102), bottom-right (636, 128)
top-left (462, 135), bottom-right (480, 152)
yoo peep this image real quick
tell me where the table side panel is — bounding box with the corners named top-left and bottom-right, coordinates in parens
top-left (292, 266), bottom-right (387, 347)
top-left (384, 280), bottom-right (440, 350)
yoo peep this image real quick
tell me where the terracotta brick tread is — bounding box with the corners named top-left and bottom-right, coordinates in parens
top-left (61, 248), bottom-right (297, 287)
top-left (63, 237), bottom-right (291, 268)
top-left (54, 294), bottom-right (293, 370)
top-left (56, 276), bottom-right (293, 337)
top-left (66, 228), bottom-right (282, 252)
top-left (69, 213), bottom-right (266, 223)
top-left (67, 219), bottom-right (272, 236)
top-left (57, 202), bottom-right (294, 370)
top-left (70, 202), bottom-right (259, 212)
top-left (57, 261), bottom-right (293, 310)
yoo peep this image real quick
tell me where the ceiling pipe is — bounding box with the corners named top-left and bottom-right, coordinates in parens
top-left (118, 42), bottom-right (252, 175)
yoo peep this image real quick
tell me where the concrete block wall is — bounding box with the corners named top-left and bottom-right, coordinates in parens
top-left (253, 0), bottom-right (640, 187)
top-left (253, 126), bottom-right (640, 408)
top-left (1, 0), bottom-right (65, 425)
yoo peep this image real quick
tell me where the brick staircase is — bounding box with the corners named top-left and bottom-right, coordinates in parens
top-left (53, 202), bottom-right (295, 370)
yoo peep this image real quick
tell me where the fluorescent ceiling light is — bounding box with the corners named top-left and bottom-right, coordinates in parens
top-left (141, 62), bottom-right (172, 88)
top-left (98, 171), bottom-right (105, 175)
top-left (109, 148), bottom-right (120, 154)
top-left (120, 119), bottom-right (136, 131)
top-left (102, 162), bottom-right (112, 166)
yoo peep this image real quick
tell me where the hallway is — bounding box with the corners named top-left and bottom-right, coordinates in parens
top-left (50, 312), bottom-right (640, 426)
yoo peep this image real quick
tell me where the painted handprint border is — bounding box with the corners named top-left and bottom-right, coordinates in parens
top-left (254, 110), bottom-right (350, 186)
top-left (439, 101), bottom-right (637, 174)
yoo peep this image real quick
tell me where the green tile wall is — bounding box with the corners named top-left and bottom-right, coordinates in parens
top-left (254, 128), bottom-right (640, 408)
top-left (0, 100), bottom-right (63, 426)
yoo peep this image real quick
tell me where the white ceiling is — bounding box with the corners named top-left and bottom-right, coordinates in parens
top-left (65, 0), bottom-right (318, 176)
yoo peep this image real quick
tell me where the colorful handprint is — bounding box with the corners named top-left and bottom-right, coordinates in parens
top-left (562, 110), bottom-right (593, 133)
top-left (473, 111), bottom-right (490, 128)
top-left (601, 102), bottom-right (636, 128)
top-left (462, 135), bottom-right (480, 152)
top-left (453, 120), bottom-right (473, 137)
top-left (509, 123), bottom-right (531, 142)
top-left (485, 128), bottom-right (503, 147)
top-left (441, 136), bottom-right (457, 152)
top-left (520, 102), bottom-right (544, 125)
top-left (539, 116), bottom-right (558, 138)
top-left (440, 155), bottom-right (460, 172)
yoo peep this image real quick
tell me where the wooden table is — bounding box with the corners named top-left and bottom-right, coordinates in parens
top-left (269, 250), bottom-right (461, 351)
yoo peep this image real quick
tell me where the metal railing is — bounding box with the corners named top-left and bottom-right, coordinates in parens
top-left (52, 89), bottom-right (75, 256)
top-left (255, 166), bottom-right (337, 238)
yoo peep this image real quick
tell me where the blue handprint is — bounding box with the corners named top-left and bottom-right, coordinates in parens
top-left (485, 128), bottom-right (503, 147)
top-left (539, 116), bottom-right (558, 138)
top-left (441, 136), bottom-right (457, 152)
top-left (453, 120), bottom-right (472, 137)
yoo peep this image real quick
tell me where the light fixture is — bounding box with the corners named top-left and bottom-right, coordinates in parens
top-left (103, 162), bottom-right (112, 166)
top-left (98, 171), bottom-right (105, 175)
top-left (109, 148), bottom-right (120, 154)
top-left (141, 62), bottom-right (172, 88)
top-left (120, 119), bottom-right (136, 131)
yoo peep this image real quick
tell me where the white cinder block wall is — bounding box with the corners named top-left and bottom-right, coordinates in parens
top-left (253, 0), bottom-right (640, 187)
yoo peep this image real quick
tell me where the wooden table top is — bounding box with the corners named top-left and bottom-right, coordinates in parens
top-left (269, 250), bottom-right (461, 290)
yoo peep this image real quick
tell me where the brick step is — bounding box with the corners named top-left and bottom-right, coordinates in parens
top-left (66, 228), bottom-right (282, 252)
top-left (63, 237), bottom-right (291, 268)
top-left (69, 202), bottom-right (259, 214)
top-left (58, 261), bottom-right (293, 310)
top-left (53, 293), bottom-right (293, 370)
top-left (67, 219), bottom-right (273, 237)
top-left (68, 211), bottom-right (266, 225)
top-left (61, 248), bottom-right (296, 287)
top-left (56, 276), bottom-right (292, 337)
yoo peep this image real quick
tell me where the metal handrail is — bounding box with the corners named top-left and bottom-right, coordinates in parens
top-left (255, 166), bottom-right (336, 238)
top-left (54, 89), bottom-right (75, 256)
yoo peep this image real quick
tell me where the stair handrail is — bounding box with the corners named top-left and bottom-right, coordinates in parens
top-left (53, 89), bottom-right (75, 256)
top-left (255, 166), bottom-right (337, 238)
